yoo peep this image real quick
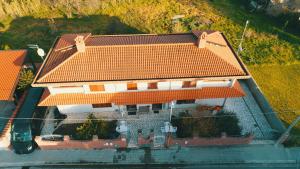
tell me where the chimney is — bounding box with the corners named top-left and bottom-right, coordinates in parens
top-left (197, 32), bottom-right (207, 48)
top-left (74, 35), bottom-right (85, 52)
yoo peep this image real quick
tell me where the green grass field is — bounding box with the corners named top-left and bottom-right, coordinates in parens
top-left (250, 65), bottom-right (300, 146)
top-left (248, 64), bottom-right (300, 128)
top-left (0, 0), bottom-right (299, 144)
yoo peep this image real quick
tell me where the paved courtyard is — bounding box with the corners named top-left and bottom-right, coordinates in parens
top-left (224, 81), bottom-right (273, 139)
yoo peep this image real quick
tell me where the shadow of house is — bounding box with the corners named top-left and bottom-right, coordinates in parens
top-left (0, 15), bottom-right (143, 61)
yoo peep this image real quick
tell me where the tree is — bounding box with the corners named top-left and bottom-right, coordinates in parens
top-left (76, 114), bottom-right (97, 140)
top-left (17, 68), bottom-right (34, 92)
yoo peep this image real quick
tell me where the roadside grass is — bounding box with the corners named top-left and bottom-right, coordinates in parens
top-left (248, 64), bottom-right (300, 134)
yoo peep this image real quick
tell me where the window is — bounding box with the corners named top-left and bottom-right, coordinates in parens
top-left (127, 83), bottom-right (137, 90)
top-left (176, 100), bottom-right (195, 104)
top-left (127, 105), bottom-right (137, 115)
top-left (152, 104), bottom-right (163, 110)
top-left (92, 103), bottom-right (112, 108)
top-left (90, 85), bottom-right (105, 92)
top-left (148, 82), bottom-right (158, 89)
top-left (182, 81), bottom-right (196, 88)
top-left (126, 105), bottom-right (137, 111)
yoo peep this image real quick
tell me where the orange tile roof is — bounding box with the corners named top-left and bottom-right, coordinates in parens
top-left (38, 80), bottom-right (245, 106)
top-left (34, 31), bottom-right (247, 85)
top-left (0, 50), bottom-right (26, 100)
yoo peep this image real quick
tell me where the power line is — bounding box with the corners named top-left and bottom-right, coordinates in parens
top-left (3, 108), bottom-right (300, 121)
top-left (0, 111), bottom-right (288, 121)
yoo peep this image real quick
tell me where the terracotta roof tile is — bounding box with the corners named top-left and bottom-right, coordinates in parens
top-left (38, 80), bottom-right (245, 106)
top-left (0, 50), bottom-right (26, 100)
top-left (35, 31), bottom-right (247, 84)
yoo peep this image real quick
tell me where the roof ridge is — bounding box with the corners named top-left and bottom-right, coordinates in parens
top-left (85, 42), bottom-right (196, 48)
top-left (90, 32), bottom-right (193, 37)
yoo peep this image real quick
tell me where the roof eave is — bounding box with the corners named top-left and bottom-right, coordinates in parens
top-left (220, 32), bottom-right (250, 76)
top-left (31, 75), bottom-right (251, 87)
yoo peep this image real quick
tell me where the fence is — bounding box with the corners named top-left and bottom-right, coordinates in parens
top-left (35, 135), bottom-right (127, 150)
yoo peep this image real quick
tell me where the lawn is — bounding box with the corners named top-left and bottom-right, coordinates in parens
top-left (248, 64), bottom-right (300, 132)
top-left (0, 0), bottom-right (299, 143)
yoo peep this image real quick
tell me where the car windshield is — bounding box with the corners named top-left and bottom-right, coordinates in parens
top-left (12, 131), bottom-right (31, 142)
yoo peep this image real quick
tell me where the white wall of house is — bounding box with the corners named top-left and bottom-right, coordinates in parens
top-left (57, 104), bottom-right (93, 114)
top-left (172, 98), bottom-right (224, 109)
top-left (170, 81), bottom-right (182, 89)
top-left (57, 104), bottom-right (117, 114)
top-left (104, 84), bottom-right (116, 92)
top-left (197, 80), bottom-right (231, 88)
top-left (48, 86), bottom-right (84, 94)
top-left (49, 79), bottom-right (234, 95)
top-left (157, 82), bottom-right (170, 90)
top-left (115, 83), bottom-right (127, 92)
top-left (137, 82), bottom-right (148, 91)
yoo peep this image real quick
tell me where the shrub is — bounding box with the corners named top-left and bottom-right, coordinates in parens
top-left (215, 111), bottom-right (242, 137)
top-left (96, 120), bottom-right (118, 139)
top-left (75, 114), bottom-right (119, 140)
top-left (171, 112), bottom-right (194, 138)
top-left (172, 110), bottom-right (242, 138)
top-left (17, 68), bottom-right (34, 92)
top-left (76, 114), bottom-right (97, 140)
top-left (196, 117), bottom-right (219, 137)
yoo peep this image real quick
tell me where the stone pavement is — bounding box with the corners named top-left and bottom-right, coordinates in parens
top-left (0, 145), bottom-right (300, 168)
top-left (224, 81), bottom-right (273, 139)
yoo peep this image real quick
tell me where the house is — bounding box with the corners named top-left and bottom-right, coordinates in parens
top-left (32, 31), bottom-right (249, 115)
top-left (0, 50), bottom-right (26, 141)
top-left (31, 30), bottom-right (288, 149)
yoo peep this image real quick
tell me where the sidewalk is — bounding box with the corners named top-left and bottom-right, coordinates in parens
top-left (0, 145), bottom-right (299, 168)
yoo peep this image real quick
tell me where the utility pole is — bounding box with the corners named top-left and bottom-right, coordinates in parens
top-left (169, 101), bottom-right (175, 122)
top-left (275, 116), bottom-right (300, 146)
top-left (236, 20), bottom-right (250, 55)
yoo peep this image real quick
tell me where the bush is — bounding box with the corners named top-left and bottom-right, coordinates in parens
top-left (76, 114), bottom-right (97, 140)
top-left (196, 117), bottom-right (219, 137)
top-left (172, 110), bottom-right (242, 138)
top-left (75, 114), bottom-right (119, 140)
top-left (215, 111), bottom-right (242, 137)
top-left (17, 68), bottom-right (34, 92)
top-left (96, 120), bottom-right (119, 139)
top-left (171, 112), bottom-right (194, 138)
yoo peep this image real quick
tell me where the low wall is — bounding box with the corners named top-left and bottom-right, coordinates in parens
top-left (35, 136), bottom-right (127, 150)
top-left (166, 135), bottom-right (254, 147)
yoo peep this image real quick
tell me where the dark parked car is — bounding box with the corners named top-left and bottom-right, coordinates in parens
top-left (11, 87), bottom-right (43, 154)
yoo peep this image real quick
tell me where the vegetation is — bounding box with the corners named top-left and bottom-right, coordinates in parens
top-left (76, 114), bottom-right (98, 140)
top-left (248, 64), bottom-right (300, 132)
top-left (16, 68), bottom-right (34, 92)
top-left (75, 114), bottom-right (119, 140)
top-left (0, 0), bottom-right (299, 143)
top-left (171, 111), bottom-right (242, 138)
